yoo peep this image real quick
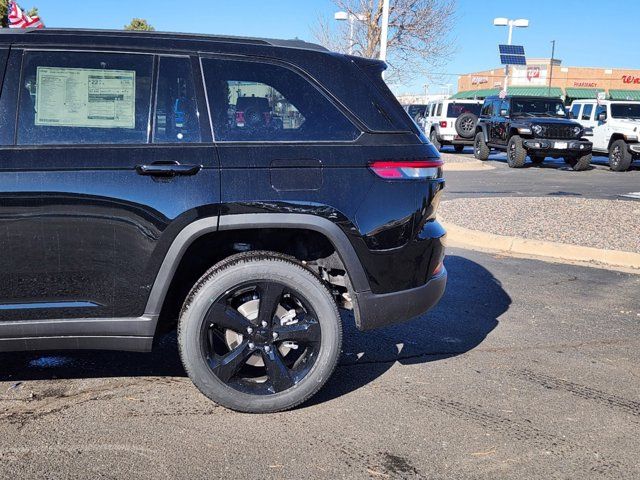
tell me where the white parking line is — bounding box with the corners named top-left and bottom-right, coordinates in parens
top-left (621, 192), bottom-right (640, 200)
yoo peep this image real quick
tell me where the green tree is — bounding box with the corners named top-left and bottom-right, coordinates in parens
top-left (0, 1), bottom-right (39, 28)
top-left (124, 18), bottom-right (155, 31)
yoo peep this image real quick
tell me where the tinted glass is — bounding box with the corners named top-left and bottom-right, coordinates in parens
top-left (201, 58), bottom-right (359, 142)
top-left (581, 104), bottom-right (593, 120)
top-left (154, 56), bottom-right (201, 143)
top-left (481, 100), bottom-right (493, 116)
top-left (611, 103), bottom-right (640, 119)
top-left (446, 103), bottom-right (481, 117)
top-left (18, 51), bottom-right (153, 145)
top-left (436, 103), bottom-right (442, 116)
top-left (570, 103), bottom-right (581, 119)
top-left (595, 104), bottom-right (607, 120)
top-left (510, 98), bottom-right (566, 117)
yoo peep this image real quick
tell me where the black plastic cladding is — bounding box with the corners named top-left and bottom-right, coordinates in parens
top-left (0, 29), bottom-right (446, 350)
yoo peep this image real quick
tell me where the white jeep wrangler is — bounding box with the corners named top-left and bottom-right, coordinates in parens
top-left (569, 99), bottom-right (640, 171)
top-left (424, 99), bottom-right (482, 152)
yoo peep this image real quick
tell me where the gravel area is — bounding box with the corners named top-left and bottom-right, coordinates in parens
top-left (439, 152), bottom-right (477, 164)
top-left (440, 197), bottom-right (640, 253)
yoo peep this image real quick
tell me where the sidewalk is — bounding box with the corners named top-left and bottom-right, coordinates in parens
top-left (439, 152), bottom-right (495, 171)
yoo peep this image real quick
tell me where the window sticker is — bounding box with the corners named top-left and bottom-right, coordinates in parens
top-left (35, 67), bottom-right (136, 129)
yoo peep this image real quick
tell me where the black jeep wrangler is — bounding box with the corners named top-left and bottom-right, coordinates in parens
top-left (0, 29), bottom-right (447, 413)
top-left (474, 95), bottom-right (593, 170)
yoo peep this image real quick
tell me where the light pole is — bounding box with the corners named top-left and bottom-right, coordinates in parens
top-left (423, 83), bottom-right (429, 103)
top-left (334, 11), bottom-right (366, 55)
top-left (379, 0), bottom-right (390, 62)
top-left (493, 17), bottom-right (529, 90)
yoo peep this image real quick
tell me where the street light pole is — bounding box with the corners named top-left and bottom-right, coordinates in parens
top-left (493, 17), bottom-right (529, 92)
top-left (334, 11), bottom-right (365, 55)
top-left (548, 40), bottom-right (556, 96)
top-left (380, 0), bottom-right (390, 62)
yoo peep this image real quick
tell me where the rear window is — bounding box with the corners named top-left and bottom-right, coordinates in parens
top-left (446, 103), bottom-right (481, 118)
top-left (201, 58), bottom-right (360, 142)
top-left (17, 51), bottom-right (153, 145)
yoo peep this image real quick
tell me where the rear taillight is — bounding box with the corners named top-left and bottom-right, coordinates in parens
top-left (439, 121), bottom-right (448, 128)
top-left (369, 159), bottom-right (443, 179)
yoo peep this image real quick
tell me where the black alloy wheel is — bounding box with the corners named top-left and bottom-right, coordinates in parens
top-left (178, 253), bottom-right (342, 413)
top-left (201, 281), bottom-right (321, 396)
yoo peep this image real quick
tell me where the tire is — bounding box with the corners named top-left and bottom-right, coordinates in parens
top-left (530, 155), bottom-right (545, 165)
top-left (430, 130), bottom-right (441, 151)
top-left (608, 139), bottom-right (633, 172)
top-left (506, 135), bottom-right (527, 168)
top-left (566, 153), bottom-right (592, 171)
top-left (178, 252), bottom-right (342, 413)
top-left (453, 144), bottom-right (465, 153)
top-left (455, 112), bottom-right (478, 139)
top-left (474, 132), bottom-right (490, 160)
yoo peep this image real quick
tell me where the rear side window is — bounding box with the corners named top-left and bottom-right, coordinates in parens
top-left (17, 51), bottom-right (153, 145)
top-left (447, 103), bottom-right (482, 118)
top-left (581, 104), bottom-right (593, 121)
top-left (154, 56), bottom-right (201, 143)
top-left (201, 58), bottom-right (360, 142)
top-left (436, 103), bottom-right (443, 116)
top-left (570, 103), bottom-right (581, 119)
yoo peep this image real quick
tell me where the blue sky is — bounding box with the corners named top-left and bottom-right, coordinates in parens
top-left (22, 0), bottom-right (640, 93)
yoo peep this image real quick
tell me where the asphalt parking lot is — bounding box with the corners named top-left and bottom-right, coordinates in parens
top-left (442, 148), bottom-right (640, 201)
top-left (1, 248), bottom-right (638, 479)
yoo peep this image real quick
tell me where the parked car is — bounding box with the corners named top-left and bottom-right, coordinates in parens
top-left (474, 95), bottom-right (593, 170)
top-left (0, 29), bottom-right (447, 413)
top-left (569, 99), bottom-right (640, 171)
top-left (404, 103), bottom-right (428, 123)
top-left (424, 99), bottom-right (482, 152)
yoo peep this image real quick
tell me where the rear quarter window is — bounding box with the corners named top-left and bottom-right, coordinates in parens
top-left (201, 57), bottom-right (360, 142)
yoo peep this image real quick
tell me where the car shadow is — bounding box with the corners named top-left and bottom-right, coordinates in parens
top-left (0, 255), bottom-right (510, 409)
top-left (311, 254), bottom-right (510, 404)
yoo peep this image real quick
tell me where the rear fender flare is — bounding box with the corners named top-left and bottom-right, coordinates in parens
top-left (144, 214), bottom-right (371, 317)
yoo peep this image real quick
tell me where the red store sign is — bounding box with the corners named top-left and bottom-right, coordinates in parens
top-left (622, 75), bottom-right (640, 84)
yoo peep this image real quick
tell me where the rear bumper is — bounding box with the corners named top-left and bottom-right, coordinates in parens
top-left (628, 143), bottom-right (640, 155)
top-left (523, 138), bottom-right (592, 155)
top-left (354, 268), bottom-right (447, 331)
top-left (439, 133), bottom-right (474, 145)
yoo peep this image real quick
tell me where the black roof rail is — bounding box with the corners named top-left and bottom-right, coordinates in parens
top-left (0, 28), bottom-right (329, 52)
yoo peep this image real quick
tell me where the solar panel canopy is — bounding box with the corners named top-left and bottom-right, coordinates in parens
top-left (500, 54), bottom-right (527, 65)
top-left (499, 44), bottom-right (525, 55)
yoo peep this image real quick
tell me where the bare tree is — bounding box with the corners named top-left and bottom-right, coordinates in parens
top-left (313, 0), bottom-right (456, 83)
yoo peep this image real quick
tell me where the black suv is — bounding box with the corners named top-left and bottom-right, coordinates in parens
top-left (0, 29), bottom-right (447, 413)
top-left (474, 95), bottom-right (593, 170)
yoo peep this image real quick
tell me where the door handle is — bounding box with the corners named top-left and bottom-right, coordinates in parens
top-left (136, 161), bottom-right (202, 177)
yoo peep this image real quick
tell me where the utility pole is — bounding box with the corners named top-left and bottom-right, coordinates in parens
top-left (548, 40), bottom-right (556, 96)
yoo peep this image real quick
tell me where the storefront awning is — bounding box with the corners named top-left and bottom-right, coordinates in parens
top-left (450, 88), bottom-right (499, 99)
top-left (608, 89), bottom-right (640, 101)
top-left (453, 87), bottom-right (562, 99)
top-left (506, 86), bottom-right (563, 97)
top-left (564, 88), bottom-right (605, 99)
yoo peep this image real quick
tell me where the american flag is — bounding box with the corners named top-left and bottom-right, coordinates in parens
top-left (7, 1), bottom-right (44, 29)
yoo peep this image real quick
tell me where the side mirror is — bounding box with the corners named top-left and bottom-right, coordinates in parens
top-left (598, 113), bottom-right (607, 122)
top-left (499, 109), bottom-right (508, 117)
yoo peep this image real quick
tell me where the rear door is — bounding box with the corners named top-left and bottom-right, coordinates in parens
top-left (0, 48), bottom-right (218, 322)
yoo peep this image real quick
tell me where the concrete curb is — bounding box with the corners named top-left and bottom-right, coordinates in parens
top-left (441, 221), bottom-right (640, 272)
top-left (444, 161), bottom-right (495, 172)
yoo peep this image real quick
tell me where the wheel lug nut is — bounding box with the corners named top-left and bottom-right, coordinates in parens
top-left (246, 327), bottom-right (253, 334)
top-left (272, 332), bottom-right (278, 340)
top-left (261, 321), bottom-right (268, 328)
top-left (264, 346), bottom-right (271, 353)
top-left (248, 342), bottom-right (255, 349)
